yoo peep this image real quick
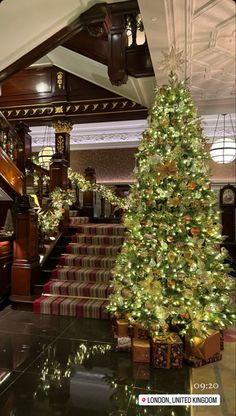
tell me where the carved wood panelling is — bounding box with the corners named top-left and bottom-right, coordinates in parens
top-left (0, 66), bottom-right (147, 122)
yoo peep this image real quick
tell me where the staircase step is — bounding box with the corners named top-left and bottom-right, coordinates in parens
top-left (69, 216), bottom-right (90, 226)
top-left (52, 266), bottom-right (112, 283)
top-left (33, 295), bottom-right (109, 319)
top-left (75, 224), bottom-right (126, 235)
top-left (66, 243), bottom-right (121, 256)
top-left (34, 220), bottom-right (123, 319)
top-left (71, 234), bottom-right (125, 245)
top-left (69, 210), bottom-right (79, 217)
top-left (59, 254), bottom-right (116, 268)
top-left (44, 280), bottom-right (113, 298)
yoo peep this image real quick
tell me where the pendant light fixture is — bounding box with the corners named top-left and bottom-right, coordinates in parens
top-left (210, 113), bottom-right (236, 164)
top-left (38, 126), bottom-right (54, 169)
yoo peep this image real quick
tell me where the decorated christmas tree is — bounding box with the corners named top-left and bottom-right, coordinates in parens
top-left (108, 72), bottom-right (235, 339)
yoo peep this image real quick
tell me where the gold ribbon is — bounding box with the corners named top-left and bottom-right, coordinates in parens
top-left (153, 333), bottom-right (176, 343)
top-left (158, 161), bottom-right (177, 180)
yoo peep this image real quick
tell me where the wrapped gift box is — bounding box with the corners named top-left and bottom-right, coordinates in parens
top-left (132, 338), bottom-right (150, 363)
top-left (184, 352), bottom-right (222, 368)
top-left (185, 331), bottom-right (220, 360)
top-left (133, 323), bottom-right (149, 340)
top-left (151, 333), bottom-right (183, 369)
top-left (115, 336), bottom-right (131, 352)
top-left (116, 319), bottom-right (129, 337)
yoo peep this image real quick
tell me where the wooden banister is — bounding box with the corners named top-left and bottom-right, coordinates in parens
top-left (0, 148), bottom-right (25, 195)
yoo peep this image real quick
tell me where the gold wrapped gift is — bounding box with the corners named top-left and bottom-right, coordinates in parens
top-left (185, 331), bottom-right (220, 360)
top-left (132, 338), bottom-right (150, 363)
top-left (116, 319), bottom-right (129, 337)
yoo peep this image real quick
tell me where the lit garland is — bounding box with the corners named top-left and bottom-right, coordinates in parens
top-left (108, 72), bottom-right (235, 339)
top-left (38, 187), bottom-right (75, 236)
top-left (68, 168), bottom-right (126, 209)
top-left (33, 165), bottom-right (126, 236)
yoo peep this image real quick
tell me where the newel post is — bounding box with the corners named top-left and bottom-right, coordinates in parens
top-left (49, 153), bottom-right (69, 231)
top-left (49, 153), bottom-right (68, 192)
top-left (11, 195), bottom-right (40, 300)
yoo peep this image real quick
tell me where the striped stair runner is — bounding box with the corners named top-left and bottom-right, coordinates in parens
top-left (33, 212), bottom-right (125, 319)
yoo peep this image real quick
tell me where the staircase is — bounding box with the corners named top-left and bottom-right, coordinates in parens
top-left (33, 211), bottom-right (125, 319)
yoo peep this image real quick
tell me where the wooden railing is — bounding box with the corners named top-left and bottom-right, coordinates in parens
top-left (26, 160), bottom-right (49, 207)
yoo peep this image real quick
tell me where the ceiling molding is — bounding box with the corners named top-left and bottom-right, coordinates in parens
top-left (29, 114), bottom-right (236, 151)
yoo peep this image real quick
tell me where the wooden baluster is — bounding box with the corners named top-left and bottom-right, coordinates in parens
top-left (100, 196), bottom-right (105, 219)
top-left (128, 13), bottom-right (138, 47)
top-left (37, 174), bottom-right (44, 207)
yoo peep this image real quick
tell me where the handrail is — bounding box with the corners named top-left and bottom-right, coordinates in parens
top-left (27, 159), bottom-right (49, 176)
top-left (0, 147), bottom-right (25, 195)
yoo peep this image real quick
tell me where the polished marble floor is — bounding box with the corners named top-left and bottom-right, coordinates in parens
top-left (0, 308), bottom-right (234, 416)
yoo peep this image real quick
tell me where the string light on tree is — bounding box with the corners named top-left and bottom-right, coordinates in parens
top-left (108, 72), bottom-right (235, 339)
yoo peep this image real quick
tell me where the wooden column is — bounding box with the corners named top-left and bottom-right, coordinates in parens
top-left (11, 195), bottom-right (40, 301)
top-left (83, 167), bottom-right (96, 218)
top-left (108, 12), bottom-right (128, 86)
top-left (52, 120), bottom-right (72, 165)
top-left (49, 153), bottom-right (68, 192)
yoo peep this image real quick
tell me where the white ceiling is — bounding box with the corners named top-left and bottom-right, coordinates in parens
top-left (138, 0), bottom-right (236, 114)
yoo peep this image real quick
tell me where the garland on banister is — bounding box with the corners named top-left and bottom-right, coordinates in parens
top-left (38, 188), bottom-right (75, 236)
top-left (68, 168), bottom-right (126, 209)
top-left (38, 170), bottom-right (128, 236)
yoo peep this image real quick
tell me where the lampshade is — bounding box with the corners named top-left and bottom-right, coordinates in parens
top-left (210, 114), bottom-right (236, 164)
top-left (38, 146), bottom-right (54, 169)
top-left (37, 126), bottom-right (54, 169)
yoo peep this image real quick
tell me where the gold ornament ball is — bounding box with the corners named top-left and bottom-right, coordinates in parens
top-left (150, 323), bottom-right (158, 331)
top-left (161, 117), bottom-right (169, 127)
top-left (167, 235), bottom-right (174, 243)
top-left (140, 219), bottom-right (147, 226)
top-left (176, 242), bottom-right (184, 248)
top-left (187, 182), bottom-right (197, 190)
top-left (191, 227), bottom-right (200, 236)
top-left (145, 301), bottom-right (153, 310)
top-left (180, 313), bottom-right (190, 320)
top-left (167, 279), bottom-right (176, 288)
top-left (184, 215), bottom-right (192, 224)
top-left (147, 199), bottom-right (156, 207)
top-left (121, 288), bottom-right (133, 299)
top-left (161, 323), bottom-right (169, 331)
top-left (167, 252), bottom-right (175, 263)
